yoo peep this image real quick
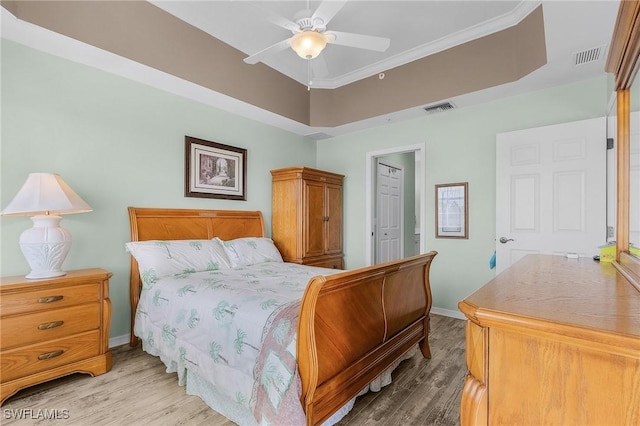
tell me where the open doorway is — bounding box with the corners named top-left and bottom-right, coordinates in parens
top-left (365, 144), bottom-right (425, 266)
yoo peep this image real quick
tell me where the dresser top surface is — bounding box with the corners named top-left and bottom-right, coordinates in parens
top-left (0, 268), bottom-right (111, 290)
top-left (460, 255), bottom-right (640, 339)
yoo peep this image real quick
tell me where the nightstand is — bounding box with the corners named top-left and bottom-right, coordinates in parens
top-left (0, 268), bottom-right (112, 405)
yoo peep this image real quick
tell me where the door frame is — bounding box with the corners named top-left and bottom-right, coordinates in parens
top-left (365, 143), bottom-right (425, 266)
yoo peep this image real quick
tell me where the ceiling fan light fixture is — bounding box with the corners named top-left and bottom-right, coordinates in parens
top-left (290, 30), bottom-right (327, 59)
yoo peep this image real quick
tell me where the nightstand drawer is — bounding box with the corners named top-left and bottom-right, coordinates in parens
top-left (1, 330), bottom-right (101, 382)
top-left (0, 283), bottom-right (100, 316)
top-left (1, 303), bottom-right (100, 350)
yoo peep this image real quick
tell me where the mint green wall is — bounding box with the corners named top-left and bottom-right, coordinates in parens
top-left (0, 39), bottom-right (612, 337)
top-left (0, 40), bottom-right (316, 339)
top-left (316, 76), bottom-right (610, 313)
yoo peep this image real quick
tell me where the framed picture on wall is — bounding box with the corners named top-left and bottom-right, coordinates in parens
top-left (185, 136), bottom-right (247, 200)
top-left (435, 182), bottom-right (468, 239)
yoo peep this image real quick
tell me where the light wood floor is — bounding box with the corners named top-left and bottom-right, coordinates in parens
top-left (2, 314), bottom-right (466, 425)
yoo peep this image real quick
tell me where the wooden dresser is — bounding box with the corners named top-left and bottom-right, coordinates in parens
top-left (0, 268), bottom-right (112, 405)
top-left (458, 255), bottom-right (640, 425)
top-left (271, 167), bottom-right (344, 269)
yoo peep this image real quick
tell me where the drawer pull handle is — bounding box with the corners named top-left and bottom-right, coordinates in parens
top-left (38, 295), bottom-right (64, 304)
top-left (38, 321), bottom-right (64, 330)
top-left (38, 350), bottom-right (64, 360)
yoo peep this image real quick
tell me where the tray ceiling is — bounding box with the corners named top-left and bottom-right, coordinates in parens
top-left (1, 1), bottom-right (620, 138)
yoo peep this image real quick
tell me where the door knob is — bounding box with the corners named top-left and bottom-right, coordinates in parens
top-left (499, 237), bottom-right (514, 244)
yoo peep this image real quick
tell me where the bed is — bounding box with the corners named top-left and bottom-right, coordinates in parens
top-left (127, 207), bottom-right (437, 426)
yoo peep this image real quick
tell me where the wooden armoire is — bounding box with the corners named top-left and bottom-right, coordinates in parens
top-left (271, 167), bottom-right (344, 269)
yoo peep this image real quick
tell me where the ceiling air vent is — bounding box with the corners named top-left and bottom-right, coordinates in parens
top-left (305, 132), bottom-right (333, 140)
top-left (574, 45), bottom-right (606, 66)
top-left (423, 101), bottom-right (455, 114)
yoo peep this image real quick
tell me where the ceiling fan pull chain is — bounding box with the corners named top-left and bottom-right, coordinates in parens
top-left (307, 59), bottom-right (312, 91)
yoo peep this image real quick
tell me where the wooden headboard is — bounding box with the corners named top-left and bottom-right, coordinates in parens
top-left (127, 207), bottom-right (265, 345)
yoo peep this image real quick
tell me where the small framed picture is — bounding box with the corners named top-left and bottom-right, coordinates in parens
top-left (185, 136), bottom-right (247, 200)
top-left (435, 182), bottom-right (468, 239)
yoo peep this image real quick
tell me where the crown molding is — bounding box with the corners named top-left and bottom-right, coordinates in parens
top-left (311, 1), bottom-right (542, 89)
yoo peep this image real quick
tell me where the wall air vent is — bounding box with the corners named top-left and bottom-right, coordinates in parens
top-left (574, 45), bottom-right (606, 66)
top-left (423, 101), bottom-right (455, 114)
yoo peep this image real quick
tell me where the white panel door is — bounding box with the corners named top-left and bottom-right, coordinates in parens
top-left (376, 162), bottom-right (403, 263)
top-left (630, 111), bottom-right (639, 249)
top-left (496, 117), bottom-right (606, 274)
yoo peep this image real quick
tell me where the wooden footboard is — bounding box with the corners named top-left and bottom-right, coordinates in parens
top-left (297, 251), bottom-right (437, 426)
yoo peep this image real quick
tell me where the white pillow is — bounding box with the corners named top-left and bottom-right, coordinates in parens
top-left (215, 237), bottom-right (283, 267)
top-left (125, 239), bottom-right (231, 283)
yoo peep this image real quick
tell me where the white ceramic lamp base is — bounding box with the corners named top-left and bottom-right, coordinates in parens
top-left (20, 215), bottom-right (72, 279)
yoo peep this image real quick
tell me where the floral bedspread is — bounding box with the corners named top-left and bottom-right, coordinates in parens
top-left (134, 262), bottom-right (337, 425)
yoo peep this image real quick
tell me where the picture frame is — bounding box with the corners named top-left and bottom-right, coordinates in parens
top-left (185, 136), bottom-right (247, 200)
top-left (435, 182), bottom-right (468, 239)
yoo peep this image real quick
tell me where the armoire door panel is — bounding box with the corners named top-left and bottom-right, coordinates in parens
top-left (304, 180), bottom-right (326, 258)
top-left (325, 183), bottom-right (343, 254)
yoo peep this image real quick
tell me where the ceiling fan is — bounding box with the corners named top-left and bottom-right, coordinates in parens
top-left (243, 0), bottom-right (391, 65)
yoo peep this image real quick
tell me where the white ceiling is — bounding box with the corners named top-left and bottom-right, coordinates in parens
top-left (1, 1), bottom-right (621, 138)
top-left (146, 0), bottom-right (621, 136)
top-left (151, 0), bottom-right (533, 88)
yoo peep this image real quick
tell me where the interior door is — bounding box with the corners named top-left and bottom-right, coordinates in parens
top-left (630, 111), bottom-right (639, 250)
top-left (376, 162), bottom-right (403, 263)
top-left (495, 117), bottom-right (606, 274)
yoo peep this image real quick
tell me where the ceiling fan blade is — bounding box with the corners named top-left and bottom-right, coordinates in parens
top-left (247, 2), bottom-right (298, 32)
top-left (325, 31), bottom-right (390, 52)
top-left (243, 38), bottom-right (292, 65)
top-left (312, 0), bottom-right (347, 27)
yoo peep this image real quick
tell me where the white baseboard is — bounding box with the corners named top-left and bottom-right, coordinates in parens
top-left (109, 334), bottom-right (131, 348)
top-left (431, 306), bottom-right (466, 320)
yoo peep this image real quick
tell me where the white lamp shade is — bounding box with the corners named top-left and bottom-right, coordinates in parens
top-left (2, 173), bottom-right (92, 279)
top-left (1, 173), bottom-right (92, 216)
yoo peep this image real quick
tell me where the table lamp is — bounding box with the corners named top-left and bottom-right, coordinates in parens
top-left (1, 173), bottom-right (92, 279)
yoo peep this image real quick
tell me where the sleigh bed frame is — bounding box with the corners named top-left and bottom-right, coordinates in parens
top-left (127, 207), bottom-right (437, 426)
